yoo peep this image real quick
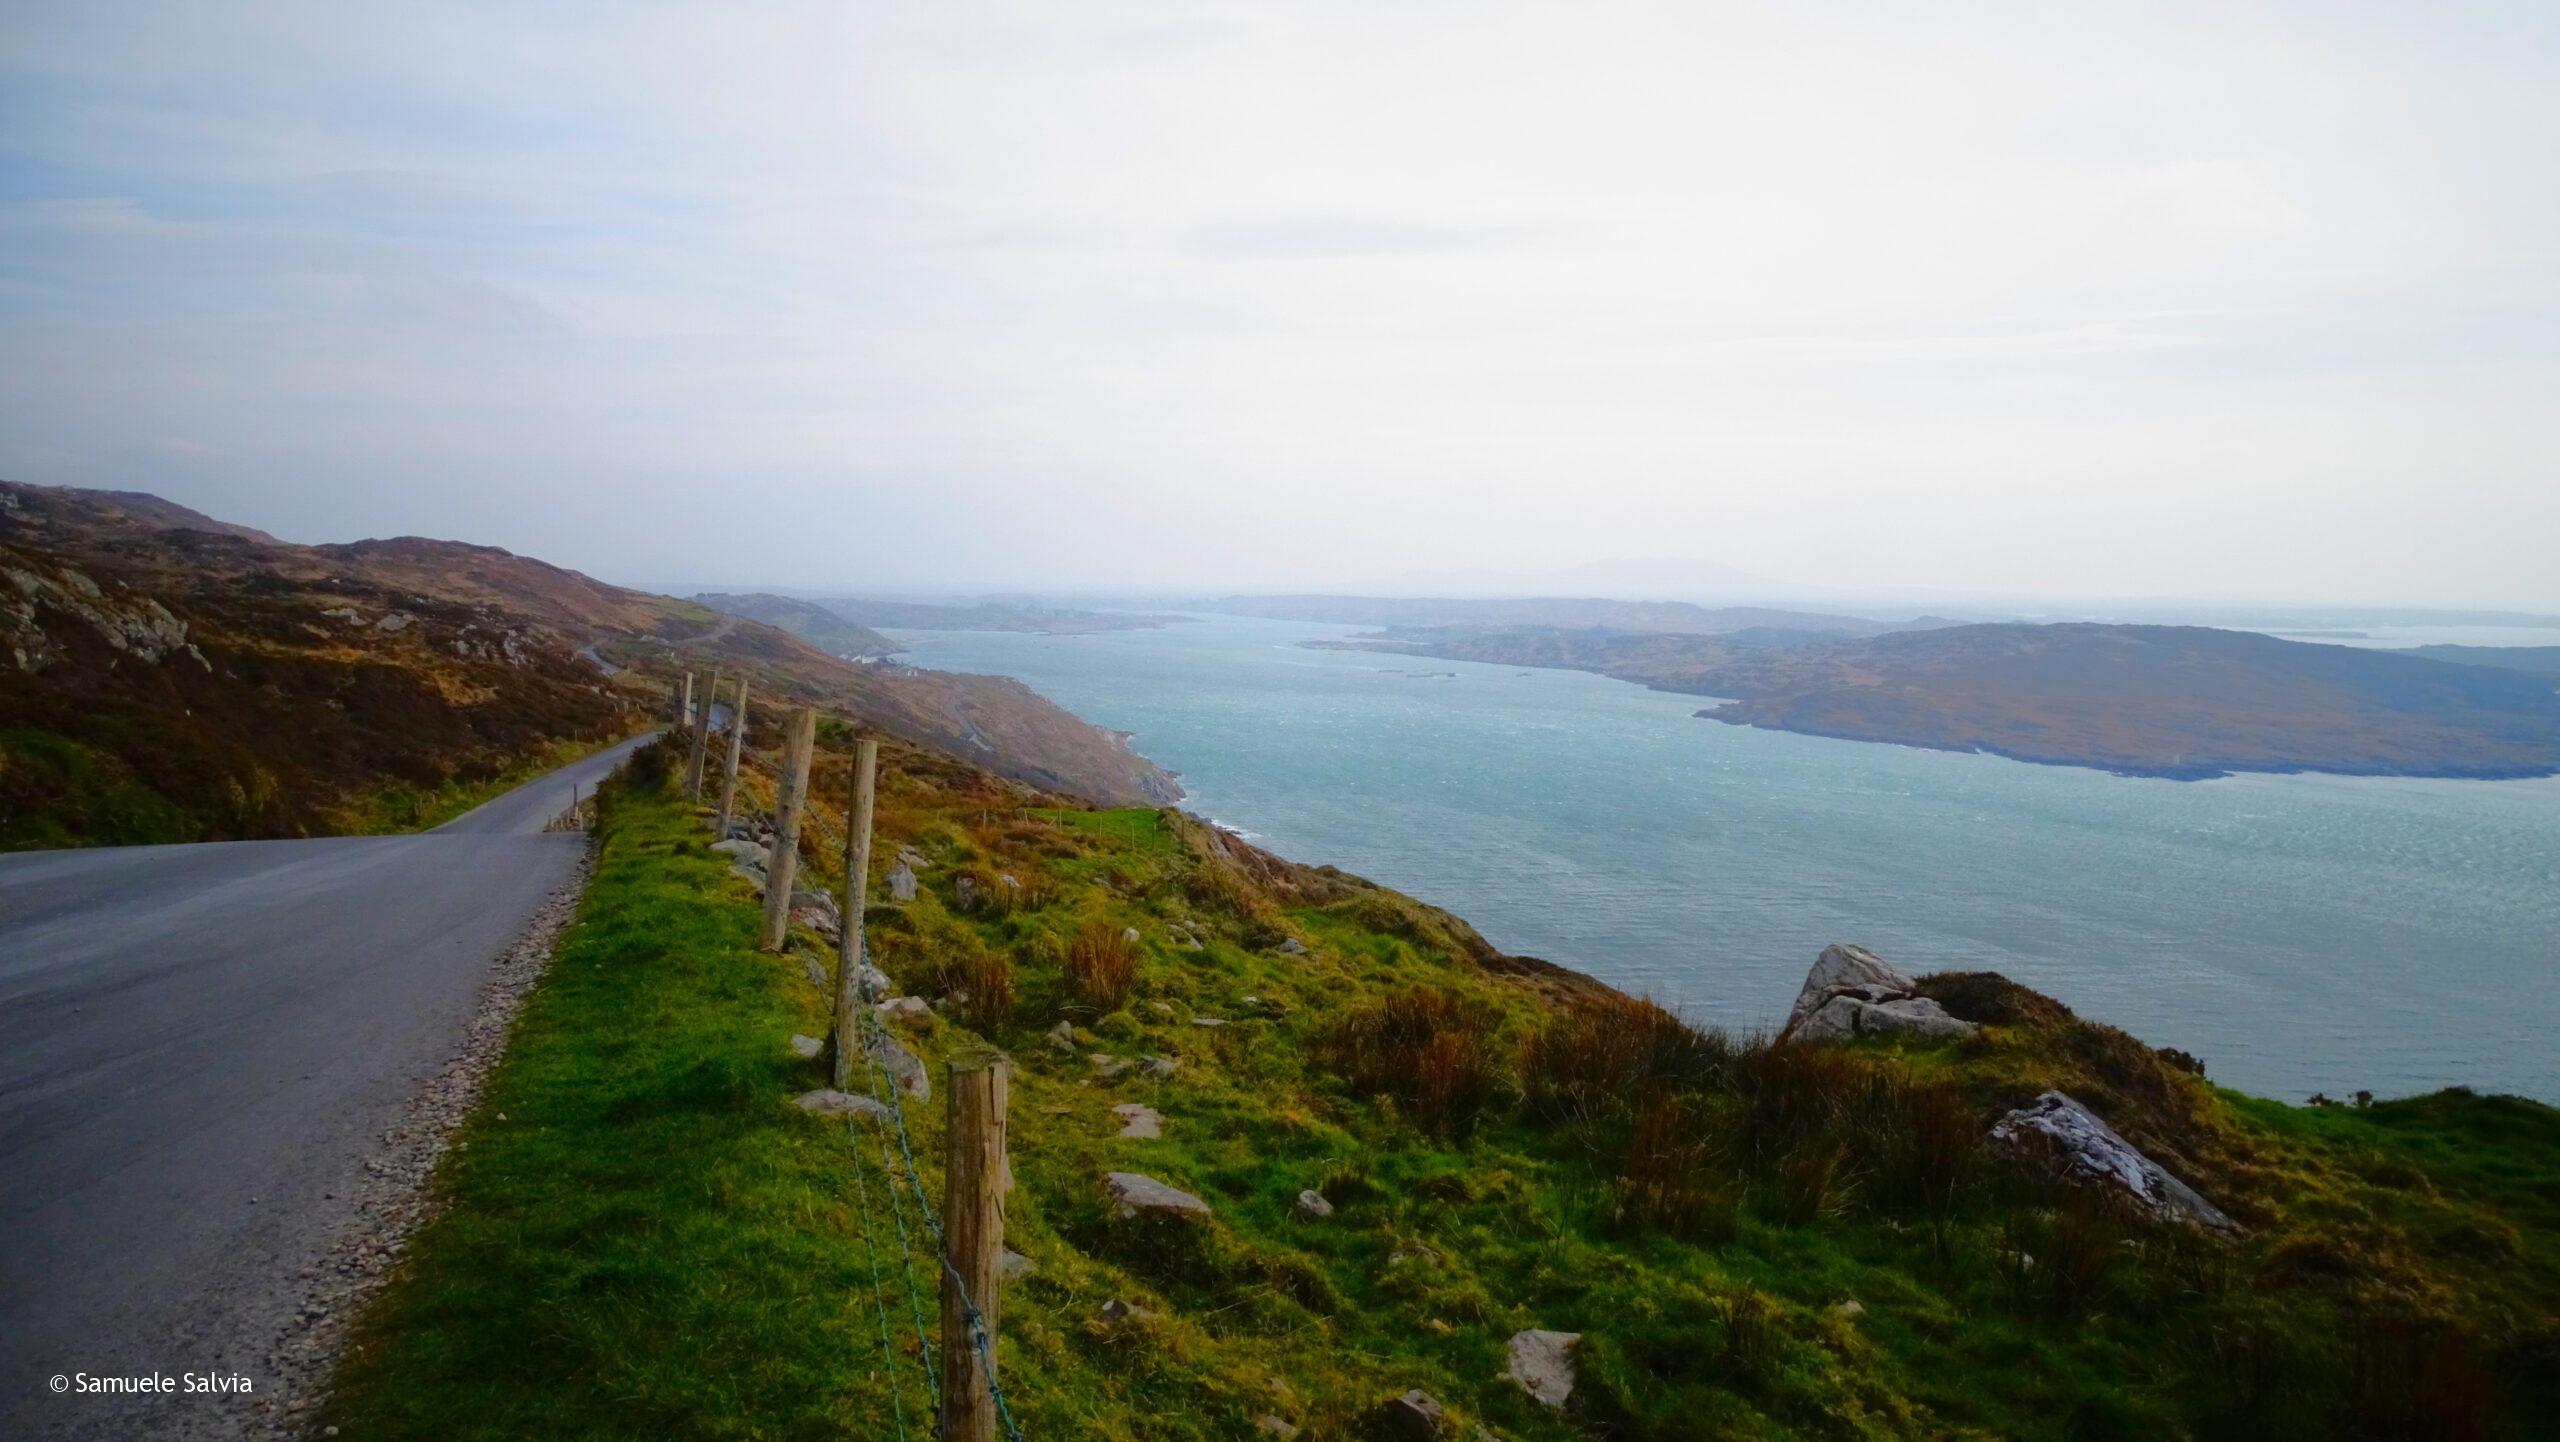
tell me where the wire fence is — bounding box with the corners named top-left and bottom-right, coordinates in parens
top-left (712, 720), bottom-right (1024, 1440)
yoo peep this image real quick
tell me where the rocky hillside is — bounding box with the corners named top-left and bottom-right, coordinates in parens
top-left (691, 591), bottom-right (900, 659)
top-left (0, 481), bottom-right (1177, 847)
top-left (1331, 621), bottom-right (2560, 780)
top-left (328, 727), bottom-right (2560, 1439)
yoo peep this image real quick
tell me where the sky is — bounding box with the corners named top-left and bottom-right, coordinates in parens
top-left (2, 2), bottom-right (2555, 608)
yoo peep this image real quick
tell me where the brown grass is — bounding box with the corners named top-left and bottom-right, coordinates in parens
top-left (1318, 987), bottom-right (1501, 1132)
top-left (1062, 919), bottom-right (1139, 1012)
top-left (1613, 1087), bottom-right (1737, 1240)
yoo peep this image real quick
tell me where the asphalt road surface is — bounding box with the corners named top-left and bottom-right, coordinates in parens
top-left (0, 735), bottom-right (651, 1438)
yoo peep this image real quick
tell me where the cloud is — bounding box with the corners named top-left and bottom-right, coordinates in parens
top-left (1182, 214), bottom-right (1554, 261)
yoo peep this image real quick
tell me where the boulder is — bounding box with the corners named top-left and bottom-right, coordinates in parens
top-left (1113, 1102), bottom-right (1164, 1139)
top-left (802, 955), bottom-right (830, 989)
top-left (1090, 1053), bottom-right (1132, 1080)
top-left (954, 874), bottom-right (980, 910)
top-left (712, 838), bottom-right (771, 868)
top-left (1140, 1055), bottom-right (1179, 1079)
top-left (1099, 1297), bottom-right (1151, 1323)
top-left (1781, 943), bottom-right (1976, 1044)
top-left (1295, 1189), bottom-right (1334, 1220)
top-left (866, 1030), bottom-right (931, 1100)
top-left (875, 995), bottom-right (932, 1022)
top-left (788, 1033), bottom-right (824, 1059)
top-left (1989, 1090), bottom-right (2240, 1235)
top-left (791, 905), bottom-right (841, 945)
top-left (886, 862), bottom-right (918, 902)
top-left (1123, 926), bottom-right (1143, 944)
top-left (1045, 1021), bottom-right (1077, 1054)
top-left (1000, 1247), bottom-right (1035, 1280)
top-left (1506, 1329), bottom-right (1580, 1409)
top-left (1369, 1390), bottom-right (1447, 1440)
top-left (794, 1089), bottom-right (893, 1123)
top-left (1255, 1417), bottom-right (1300, 1439)
top-left (1276, 937), bottom-right (1308, 957)
top-left (1102, 1171), bottom-right (1211, 1219)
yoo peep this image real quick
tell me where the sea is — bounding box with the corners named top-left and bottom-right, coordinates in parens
top-left (884, 615), bottom-right (2560, 1104)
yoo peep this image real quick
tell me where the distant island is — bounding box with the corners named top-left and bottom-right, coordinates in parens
top-left (692, 591), bottom-right (901, 659)
top-left (2408, 643), bottom-right (2560, 681)
top-left (1209, 591), bottom-right (1949, 637)
top-left (812, 595), bottom-right (1191, 635)
top-left (1318, 621), bottom-right (2560, 781)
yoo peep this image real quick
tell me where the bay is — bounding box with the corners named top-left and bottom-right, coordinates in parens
top-left (887, 614), bottom-right (2560, 1103)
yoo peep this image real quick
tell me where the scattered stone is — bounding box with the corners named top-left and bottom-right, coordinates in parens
top-left (1255, 1417), bottom-right (1300, 1439)
top-left (788, 1033), bottom-right (824, 1059)
top-left (731, 861), bottom-right (767, 886)
top-left (955, 875), bottom-right (980, 909)
top-left (373, 611), bottom-right (416, 634)
top-left (1370, 1390), bottom-right (1448, 1440)
top-left (1833, 1299), bottom-right (1866, 1321)
top-left (1102, 1171), bottom-right (1211, 1219)
top-left (1295, 1189), bottom-right (1334, 1219)
top-left (867, 1030), bottom-right (931, 1100)
top-left (1781, 943), bottom-right (1977, 1044)
top-left (711, 838), bottom-right (770, 867)
top-left (802, 955), bottom-right (830, 989)
top-left (1046, 1021), bottom-right (1077, 1054)
top-left (1505, 1328), bottom-right (1580, 1406)
top-left (1000, 1247), bottom-right (1035, 1280)
top-left (886, 861), bottom-right (918, 902)
top-left (1099, 1297), bottom-right (1152, 1323)
top-left (1191, 1016), bottom-right (1226, 1028)
top-left (794, 1089), bottom-right (893, 1122)
top-left (1276, 937), bottom-right (1308, 957)
top-left (1149, 1000), bottom-right (1176, 1018)
top-left (1990, 1090), bottom-right (2240, 1234)
top-left (1090, 1053), bottom-right (1132, 1080)
top-left (1140, 1055), bottom-right (1179, 1079)
top-left (875, 995), bottom-right (932, 1022)
top-left (1113, 1102), bottom-right (1164, 1139)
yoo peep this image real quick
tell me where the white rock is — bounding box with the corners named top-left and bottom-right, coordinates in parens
top-left (794, 1089), bottom-right (893, 1122)
top-left (1140, 1055), bottom-right (1178, 1079)
top-left (866, 1031), bottom-right (931, 1100)
top-left (875, 995), bottom-right (932, 1022)
top-left (1045, 1021), bottom-right (1077, 1054)
top-left (712, 838), bottom-right (770, 868)
top-left (1795, 993), bottom-right (1977, 1043)
top-left (886, 862), bottom-right (918, 902)
top-left (1989, 1090), bottom-right (2240, 1234)
top-left (1507, 1329), bottom-right (1581, 1409)
top-left (788, 1033), bottom-right (824, 1059)
top-left (1113, 1102), bottom-right (1164, 1139)
top-left (1295, 1189), bottom-right (1334, 1219)
top-left (1000, 1247), bottom-right (1034, 1280)
top-left (1102, 1171), bottom-right (1211, 1219)
top-left (1785, 942), bottom-right (1915, 1032)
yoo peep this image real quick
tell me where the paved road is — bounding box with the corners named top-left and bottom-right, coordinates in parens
top-left (0, 735), bottom-right (652, 1438)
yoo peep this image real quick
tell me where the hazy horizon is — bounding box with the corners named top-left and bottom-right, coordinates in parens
top-left (5, 3), bottom-right (2556, 608)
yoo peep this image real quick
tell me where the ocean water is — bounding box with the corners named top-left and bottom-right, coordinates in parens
top-left (886, 616), bottom-right (2560, 1103)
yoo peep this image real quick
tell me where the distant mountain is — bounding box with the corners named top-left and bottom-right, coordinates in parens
top-left (812, 596), bottom-right (1187, 635)
top-left (2408, 644), bottom-right (2560, 681)
top-left (1325, 621), bottom-right (2560, 780)
top-left (1210, 593), bottom-right (1936, 637)
top-left (0, 481), bottom-right (1178, 846)
top-left (692, 591), bottom-right (899, 658)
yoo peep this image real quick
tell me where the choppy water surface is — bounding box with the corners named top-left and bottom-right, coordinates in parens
top-left (888, 616), bottom-right (2560, 1102)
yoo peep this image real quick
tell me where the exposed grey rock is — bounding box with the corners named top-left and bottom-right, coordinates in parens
top-left (1090, 1053), bottom-right (1132, 1080)
top-left (794, 1089), bottom-right (893, 1122)
top-left (1123, 926), bottom-right (1142, 944)
top-left (1989, 1090), bottom-right (2240, 1234)
top-left (788, 1034), bottom-right (824, 1059)
top-left (1781, 943), bottom-right (1976, 1044)
top-left (1295, 1189), bottom-right (1334, 1219)
top-left (1102, 1171), bottom-right (1211, 1219)
top-left (712, 838), bottom-right (770, 867)
top-left (867, 1030), bottom-right (931, 1100)
top-left (731, 861), bottom-right (767, 887)
top-left (1113, 1102), bottom-right (1164, 1139)
top-left (1794, 992), bottom-right (1977, 1043)
top-left (1099, 1297), bottom-right (1151, 1323)
top-left (374, 611), bottom-right (416, 634)
top-left (1045, 1021), bottom-right (1077, 1054)
top-left (1000, 1247), bottom-right (1034, 1280)
top-left (1276, 937), bottom-right (1308, 956)
top-left (1255, 1417), bottom-right (1300, 1439)
top-left (1506, 1329), bottom-right (1580, 1409)
top-left (887, 861), bottom-right (918, 902)
top-left (954, 874), bottom-right (980, 909)
top-left (802, 955), bottom-right (830, 989)
top-left (1191, 1016), bottom-right (1227, 1028)
top-left (1371, 1390), bottom-right (1448, 1440)
top-left (1832, 1299), bottom-right (1865, 1321)
top-left (875, 995), bottom-right (932, 1022)
top-left (1140, 1054), bottom-right (1179, 1079)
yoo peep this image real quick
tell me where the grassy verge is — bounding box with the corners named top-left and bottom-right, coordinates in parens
top-left (329, 741), bottom-right (2560, 1440)
top-left (338, 732), bottom-right (638, 835)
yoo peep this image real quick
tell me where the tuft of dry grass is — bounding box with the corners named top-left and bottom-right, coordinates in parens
top-left (1062, 918), bottom-right (1139, 1012)
top-left (953, 946), bottom-right (1015, 1031)
top-left (1318, 987), bottom-right (1501, 1132)
top-left (1614, 1087), bottom-right (1737, 1240)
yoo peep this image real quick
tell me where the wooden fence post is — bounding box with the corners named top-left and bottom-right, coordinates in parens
top-left (686, 668), bottom-right (722, 800)
top-left (757, 706), bottom-right (816, 953)
top-left (675, 670), bottom-right (694, 732)
top-left (831, 737), bottom-right (879, 1091)
top-left (713, 678), bottom-right (750, 839)
top-left (941, 1055), bottom-right (1008, 1442)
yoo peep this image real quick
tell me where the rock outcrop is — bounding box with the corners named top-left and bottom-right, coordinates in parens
top-left (1989, 1091), bottom-right (2240, 1235)
top-left (1782, 944), bottom-right (1977, 1044)
top-left (1507, 1328), bottom-right (1580, 1408)
top-left (1102, 1171), bottom-right (1211, 1219)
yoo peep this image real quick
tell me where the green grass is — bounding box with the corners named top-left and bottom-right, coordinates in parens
top-left (340, 733), bottom-right (632, 835)
top-left (330, 755), bottom-right (2560, 1440)
top-left (0, 725), bottom-right (198, 849)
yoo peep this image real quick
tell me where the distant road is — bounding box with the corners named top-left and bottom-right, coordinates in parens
top-left (0, 734), bottom-right (651, 1439)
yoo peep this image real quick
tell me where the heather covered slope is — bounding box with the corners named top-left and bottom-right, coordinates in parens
top-left (327, 737), bottom-right (2560, 1439)
top-left (0, 481), bottom-right (1176, 847)
top-left (1330, 622), bottom-right (2560, 780)
top-left (691, 590), bottom-right (901, 658)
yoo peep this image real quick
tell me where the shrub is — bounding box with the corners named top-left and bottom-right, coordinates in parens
top-left (1063, 919), bottom-right (1140, 1011)
top-left (1716, 1288), bottom-right (1784, 1389)
top-left (1524, 993), bottom-right (1733, 1129)
top-left (954, 946), bottom-right (1015, 1031)
top-left (1318, 987), bottom-right (1501, 1132)
top-left (1614, 1088), bottom-right (1738, 1241)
